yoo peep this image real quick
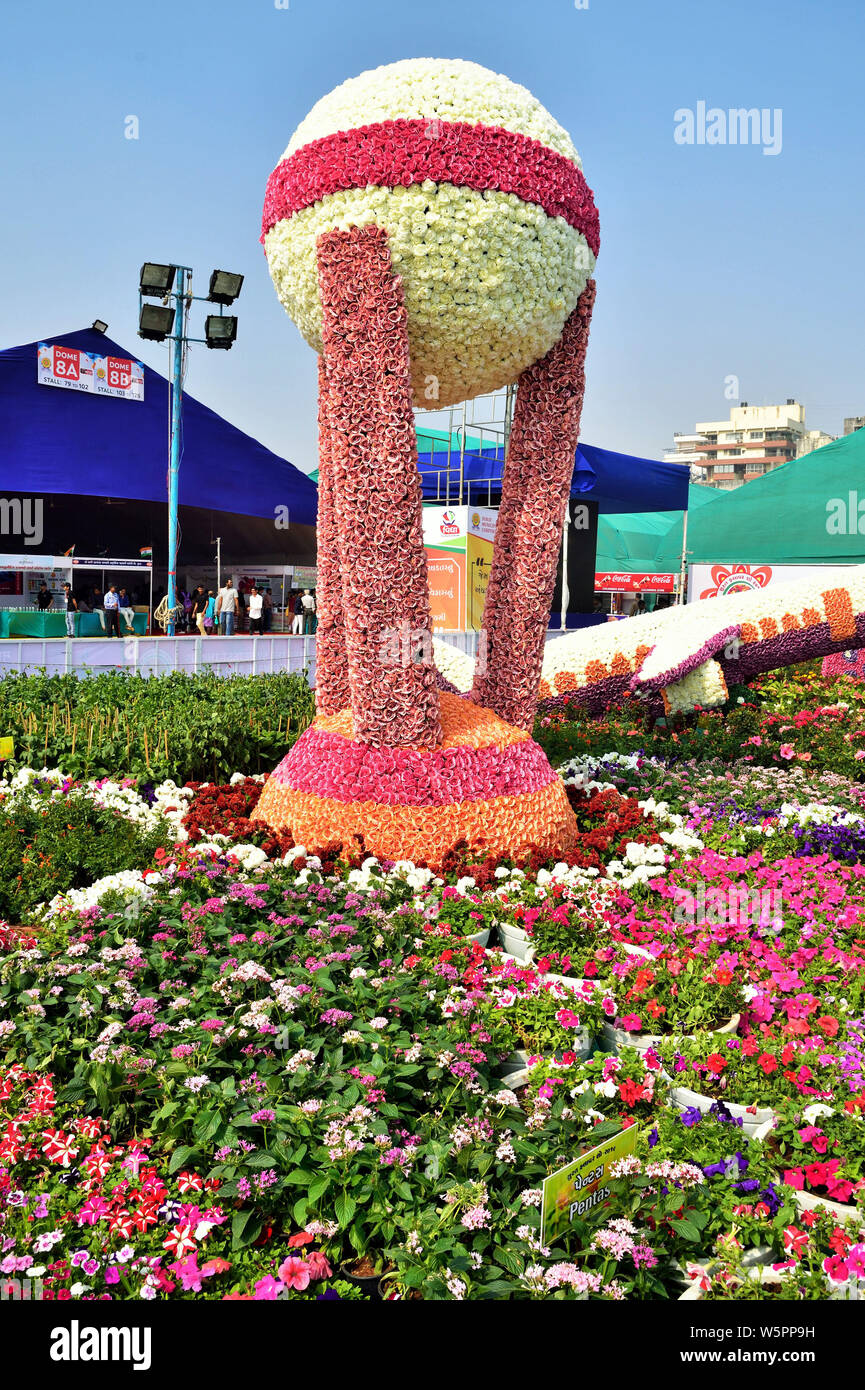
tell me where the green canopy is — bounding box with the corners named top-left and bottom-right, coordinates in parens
top-left (596, 485), bottom-right (717, 573)
top-left (681, 430), bottom-right (865, 565)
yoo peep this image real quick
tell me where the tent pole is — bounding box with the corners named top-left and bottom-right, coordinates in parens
top-left (149, 563), bottom-right (153, 637)
top-left (560, 509), bottom-right (569, 630)
top-left (678, 509), bottom-right (689, 605)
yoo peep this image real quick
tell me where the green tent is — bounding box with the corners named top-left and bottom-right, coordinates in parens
top-left (595, 485), bottom-right (718, 573)
top-left (681, 430), bottom-right (865, 565)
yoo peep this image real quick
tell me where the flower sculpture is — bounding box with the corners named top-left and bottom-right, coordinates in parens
top-left (254, 57), bottom-right (598, 864)
top-left (526, 566), bottom-right (865, 717)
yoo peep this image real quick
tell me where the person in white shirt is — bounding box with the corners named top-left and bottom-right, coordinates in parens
top-left (301, 588), bottom-right (316, 634)
top-left (216, 579), bottom-right (238, 636)
top-left (248, 585), bottom-right (264, 635)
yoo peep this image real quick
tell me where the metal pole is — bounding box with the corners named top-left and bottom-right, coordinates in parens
top-left (560, 507), bottom-right (569, 630)
top-left (167, 268), bottom-right (186, 637)
top-left (678, 508), bottom-right (689, 605)
top-left (216, 536), bottom-right (222, 594)
top-left (148, 563), bottom-right (153, 636)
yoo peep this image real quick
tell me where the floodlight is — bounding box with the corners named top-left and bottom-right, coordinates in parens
top-left (138, 304), bottom-right (176, 342)
top-left (207, 270), bottom-right (244, 305)
top-left (91, 319), bottom-right (108, 334)
top-left (204, 315), bottom-right (237, 349)
top-left (139, 263), bottom-right (176, 297)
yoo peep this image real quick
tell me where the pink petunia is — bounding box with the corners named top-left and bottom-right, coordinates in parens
top-left (277, 1256), bottom-right (311, 1292)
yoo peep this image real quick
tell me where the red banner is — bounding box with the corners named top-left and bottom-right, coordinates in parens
top-left (594, 572), bottom-right (676, 593)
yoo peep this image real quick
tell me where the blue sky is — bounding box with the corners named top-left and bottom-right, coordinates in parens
top-left (2, 0), bottom-right (863, 470)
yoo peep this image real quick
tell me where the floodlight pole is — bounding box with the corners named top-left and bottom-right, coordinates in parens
top-left (166, 267), bottom-right (188, 637)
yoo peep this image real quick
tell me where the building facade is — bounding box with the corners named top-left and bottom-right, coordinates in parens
top-left (665, 401), bottom-right (835, 491)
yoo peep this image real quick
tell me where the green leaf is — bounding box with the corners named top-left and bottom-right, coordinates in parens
top-left (283, 1168), bottom-right (314, 1186)
top-left (493, 1246), bottom-right (523, 1276)
top-left (245, 1151), bottom-right (279, 1170)
top-left (168, 1144), bottom-right (199, 1174)
top-left (335, 1192), bottom-right (357, 1227)
top-left (231, 1209), bottom-right (262, 1250)
top-left (193, 1109), bottom-right (222, 1144)
top-left (308, 1175), bottom-right (331, 1203)
top-left (669, 1217), bottom-right (701, 1242)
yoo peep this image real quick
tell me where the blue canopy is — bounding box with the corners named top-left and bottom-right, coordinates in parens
top-left (416, 440), bottom-right (689, 514)
top-left (0, 327), bottom-right (318, 527)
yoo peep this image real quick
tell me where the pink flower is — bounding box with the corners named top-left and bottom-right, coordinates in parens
top-left (170, 1255), bottom-right (204, 1292)
top-left (779, 744), bottom-right (795, 760)
top-left (253, 1274), bottom-right (284, 1300)
top-left (277, 1256), bottom-right (310, 1291)
top-left (307, 1251), bottom-right (333, 1280)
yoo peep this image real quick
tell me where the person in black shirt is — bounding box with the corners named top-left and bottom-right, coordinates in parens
top-left (36, 582), bottom-right (52, 612)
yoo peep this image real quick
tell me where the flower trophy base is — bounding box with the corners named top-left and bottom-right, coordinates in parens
top-left (252, 692), bottom-right (577, 869)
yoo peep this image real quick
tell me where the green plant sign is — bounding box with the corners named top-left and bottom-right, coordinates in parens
top-left (540, 1125), bottom-right (638, 1247)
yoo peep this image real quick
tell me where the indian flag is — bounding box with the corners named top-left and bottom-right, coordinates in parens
top-left (140, 546), bottom-right (153, 558)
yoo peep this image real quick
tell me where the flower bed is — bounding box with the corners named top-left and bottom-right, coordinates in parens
top-left (2, 663), bottom-right (865, 1300)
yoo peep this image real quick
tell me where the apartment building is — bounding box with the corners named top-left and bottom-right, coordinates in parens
top-left (664, 401), bottom-right (835, 491)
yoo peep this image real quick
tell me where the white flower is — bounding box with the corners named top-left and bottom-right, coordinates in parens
top-left (264, 58), bottom-right (595, 408)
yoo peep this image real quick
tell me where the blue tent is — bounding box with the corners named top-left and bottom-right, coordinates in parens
top-left (415, 438), bottom-right (689, 514)
top-left (0, 327), bottom-right (318, 527)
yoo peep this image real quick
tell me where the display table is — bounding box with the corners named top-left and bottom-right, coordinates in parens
top-left (0, 608), bottom-right (148, 638)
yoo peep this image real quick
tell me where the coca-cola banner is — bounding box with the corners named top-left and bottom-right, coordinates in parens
top-left (594, 571), bottom-right (676, 593)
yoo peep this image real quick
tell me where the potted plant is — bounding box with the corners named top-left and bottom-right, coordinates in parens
top-left (660, 1033), bottom-right (845, 1139)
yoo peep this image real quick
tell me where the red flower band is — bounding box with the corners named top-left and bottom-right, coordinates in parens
top-left (262, 118), bottom-right (600, 256)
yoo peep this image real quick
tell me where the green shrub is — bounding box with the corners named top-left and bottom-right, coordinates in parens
top-left (0, 793), bottom-right (170, 921)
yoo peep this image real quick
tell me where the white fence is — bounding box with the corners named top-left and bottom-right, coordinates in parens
top-left (0, 635), bottom-right (319, 680)
top-left (0, 629), bottom-right (573, 681)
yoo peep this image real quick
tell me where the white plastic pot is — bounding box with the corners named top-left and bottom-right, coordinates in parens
top-left (601, 1013), bottom-right (740, 1058)
top-left (494, 922), bottom-right (534, 961)
top-left (669, 1081), bottom-right (774, 1139)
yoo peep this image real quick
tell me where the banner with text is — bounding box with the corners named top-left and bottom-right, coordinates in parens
top-left (37, 344), bottom-right (144, 402)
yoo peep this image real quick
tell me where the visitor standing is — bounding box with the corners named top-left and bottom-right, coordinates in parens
top-left (192, 586), bottom-right (208, 637)
top-left (204, 590), bottom-right (217, 633)
top-left (262, 588), bottom-right (273, 633)
top-left (36, 582), bottom-right (52, 612)
top-left (292, 591), bottom-right (304, 635)
top-left (217, 579), bottom-right (237, 636)
top-left (248, 585), bottom-right (264, 634)
top-left (301, 588), bottom-right (316, 634)
top-left (104, 585), bottom-right (121, 638)
top-left (63, 583), bottom-right (77, 637)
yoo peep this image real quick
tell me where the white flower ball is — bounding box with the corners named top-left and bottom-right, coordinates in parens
top-left (262, 58), bottom-right (598, 406)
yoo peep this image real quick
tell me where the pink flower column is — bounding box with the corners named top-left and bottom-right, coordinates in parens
top-left (316, 224), bottom-right (441, 748)
top-left (312, 356), bottom-right (350, 715)
top-left (472, 279), bottom-right (596, 729)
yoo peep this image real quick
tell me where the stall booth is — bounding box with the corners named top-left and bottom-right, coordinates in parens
top-left (0, 553), bottom-right (151, 636)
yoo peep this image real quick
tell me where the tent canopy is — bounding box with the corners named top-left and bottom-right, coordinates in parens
top-left (680, 431), bottom-right (865, 565)
top-left (414, 428), bottom-right (689, 514)
top-left (312, 425), bottom-right (691, 515)
top-left (0, 327), bottom-right (318, 527)
top-left (595, 485), bottom-right (717, 573)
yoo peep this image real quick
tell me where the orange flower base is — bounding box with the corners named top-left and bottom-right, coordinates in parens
top-left (252, 692), bottom-right (577, 869)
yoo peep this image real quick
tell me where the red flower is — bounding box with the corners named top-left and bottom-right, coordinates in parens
top-left (287, 1231), bottom-right (314, 1248)
top-left (704, 1053), bottom-right (728, 1076)
top-left (757, 1052), bottom-right (778, 1075)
